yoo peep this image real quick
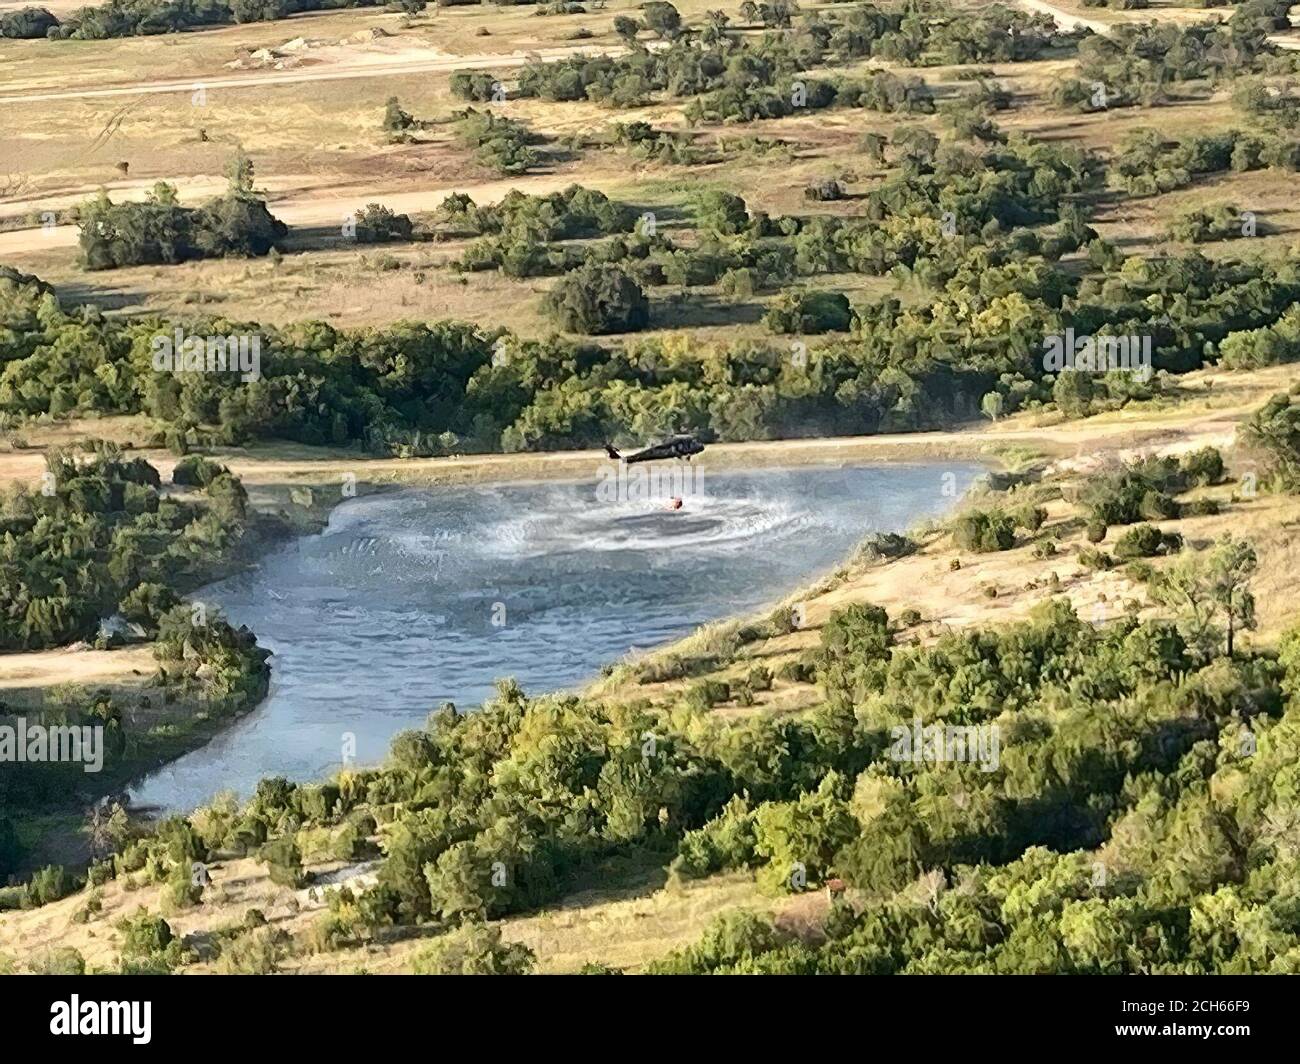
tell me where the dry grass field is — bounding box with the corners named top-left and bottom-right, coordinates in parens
top-left (3, 0), bottom-right (1300, 334)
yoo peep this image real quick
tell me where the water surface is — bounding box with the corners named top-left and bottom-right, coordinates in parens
top-left (130, 462), bottom-right (978, 813)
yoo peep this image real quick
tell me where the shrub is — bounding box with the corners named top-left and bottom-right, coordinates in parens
top-left (383, 96), bottom-right (415, 131)
top-left (453, 108), bottom-right (541, 174)
top-left (952, 509), bottom-right (1016, 552)
top-left (216, 925), bottom-right (289, 974)
top-left (671, 796), bottom-right (756, 879)
top-left (1012, 503), bottom-right (1048, 532)
top-left (765, 290), bottom-right (853, 335)
top-left (449, 72), bottom-right (501, 102)
top-left (685, 679), bottom-right (731, 709)
top-left (1181, 447), bottom-right (1225, 487)
top-left (171, 454), bottom-right (227, 487)
top-left (1114, 524), bottom-right (1183, 559)
top-left (25, 864), bottom-right (75, 907)
top-left (354, 203), bottom-right (415, 244)
top-left (804, 180), bottom-right (845, 202)
top-left (260, 837), bottom-right (305, 888)
top-left (641, 0), bottom-right (680, 39)
top-left (543, 263), bottom-right (649, 334)
top-left (410, 920), bottom-right (535, 974)
top-left (775, 659), bottom-right (815, 683)
top-left (694, 190), bottom-right (749, 235)
top-left (116, 909), bottom-right (181, 972)
top-left (30, 947), bottom-right (85, 975)
top-left (0, 6), bottom-right (59, 37)
top-left (856, 532), bottom-right (917, 562)
top-left (78, 186), bottom-right (286, 270)
top-left (1139, 489), bottom-right (1179, 522)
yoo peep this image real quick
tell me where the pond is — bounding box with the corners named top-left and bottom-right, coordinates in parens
top-left (129, 461), bottom-right (980, 813)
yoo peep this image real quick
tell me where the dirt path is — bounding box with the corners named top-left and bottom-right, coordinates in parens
top-left (0, 645), bottom-right (157, 703)
top-left (0, 40), bottom-right (625, 106)
top-left (1014, 0), bottom-right (1112, 35)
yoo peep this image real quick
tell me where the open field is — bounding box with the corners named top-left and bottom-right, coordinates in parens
top-left (3, 6), bottom-right (1300, 334)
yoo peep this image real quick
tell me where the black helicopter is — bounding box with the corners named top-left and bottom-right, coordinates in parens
top-left (604, 434), bottom-right (705, 464)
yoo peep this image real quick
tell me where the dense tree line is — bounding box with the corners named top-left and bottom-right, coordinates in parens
top-left (8, 206), bottom-right (1300, 455)
top-left (456, 1), bottom-right (1071, 118)
top-left (1115, 128), bottom-right (1300, 196)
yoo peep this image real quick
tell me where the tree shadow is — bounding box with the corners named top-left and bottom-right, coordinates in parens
top-left (650, 291), bottom-right (766, 329)
top-left (54, 280), bottom-right (151, 313)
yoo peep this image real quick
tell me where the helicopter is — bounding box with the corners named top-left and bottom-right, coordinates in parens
top-left (603, 434), bottom-right (706, 465)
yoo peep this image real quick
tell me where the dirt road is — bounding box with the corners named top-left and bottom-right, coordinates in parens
top-left (1014, 0), bottom-right (1112, 35)
top-left (0, 40), bottom-right (627, 106)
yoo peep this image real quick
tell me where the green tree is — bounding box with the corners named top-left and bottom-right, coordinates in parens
top-left (1152, 536), bottom-right (1257, 658)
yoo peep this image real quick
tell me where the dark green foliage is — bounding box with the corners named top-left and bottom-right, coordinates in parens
top-left (1114, 524), bottom-right (1183, 560)
top-left (856, 532), bottom-right (916, 562)
top-left (260, 836), bottom-right (305, 888)
top-left (1243, 387), bottom-right (1300, 490)
top-left (411, 920), bottom-right (535, 974)
top-left (543, 263), bottom-right (649, 334)
top-left (1181, 447), bottom-right (1225, 487)
top-left (354, 203), bottom-right (414, 244)
top-left (170, 454), bottom-right (227, 487)
top-left (765, 290), bottom-right (853, 335)
top-left (952, 509), bottom-right (1016, 552)
top-left (1077, 456), bottom-right (1200, 528)
top-left (649, 909), bottom-right (799, 973)
top-left (383, 96), bottom-right (415, 131)
top-left (684, 678), bottom-right (731, 710)
top-left (49, 0), bottom-right (381, 39)
top-left (1011, 503), bottom-right (1047, 533)
top-left (449, 72), bottom-right (501, 102)
top-left (1168, 203), bottom-right (1254, 244)
top-left (816, 603), bottom-right (892, 701)
top-left (116, 909), bottom-right (182, 972)
top-left (0, 6), bottom-right (59, 36)
top-left (77, 182), bottom-right (285, 270)
top-left (640, 0), bottom-right (679, 38)
top-left (0, 447), bottom-right (257, 652)
top-left (25, 864), bottom-right (76, 906)
top-left (452, 108), bottom-right (542, 175)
